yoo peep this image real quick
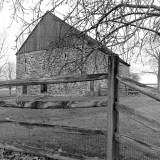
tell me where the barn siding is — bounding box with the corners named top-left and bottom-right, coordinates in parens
top-left (17, 12), bottom-right (71, 54)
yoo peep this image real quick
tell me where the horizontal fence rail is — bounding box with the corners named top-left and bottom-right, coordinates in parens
top-left (0, 118), bottom-right (107, 159)
top-left (0, 118), bottom-right (106, 136)
top-left (117, 76), bottom-right (160, 102)
top-left (115, 133), bottom-right (160, 159)
top-left (116, 74), bottom-right (160, 159)
top-left (116, 103), bottom-right (160, 135)
top-left (0, 72), bottom-right (109, 159)
top-left (0, 73), bottom-right (108, 87)
top-left (1, 54), bottom-right (160, 159)
top-left (0, 141), bottom-right (104, 160)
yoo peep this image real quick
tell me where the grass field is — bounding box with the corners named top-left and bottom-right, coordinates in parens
top-left (0, 94), bottom-right (159, 159)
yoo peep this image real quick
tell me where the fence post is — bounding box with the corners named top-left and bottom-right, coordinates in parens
top-left (90, 81), bottom-right (94, 96)
top-left (107, 55), bottom-right (119, 160)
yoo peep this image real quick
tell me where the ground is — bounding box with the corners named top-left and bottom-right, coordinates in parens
top-left (0, 91), bottom-right (159, 159)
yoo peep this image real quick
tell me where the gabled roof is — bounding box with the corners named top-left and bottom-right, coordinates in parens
top-left (16, 11), bottom-right (130, 67)
top-left (16, 11), bottom-right (76, 55)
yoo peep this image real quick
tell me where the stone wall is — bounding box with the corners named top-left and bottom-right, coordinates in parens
top-left (16, 48), bottom-right (110, 96)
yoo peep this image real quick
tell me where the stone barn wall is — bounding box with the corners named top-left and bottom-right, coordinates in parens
top-left (16, 12), bottom-right (130, 97)
top-left (16, 47), bottom-right (110, 96)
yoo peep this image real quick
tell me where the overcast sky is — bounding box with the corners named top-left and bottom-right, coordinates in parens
top-left (0, 4), bottom-right (20, 62)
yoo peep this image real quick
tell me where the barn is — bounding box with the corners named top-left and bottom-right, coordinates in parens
top-left (16, 11), bottom-right (130, 96)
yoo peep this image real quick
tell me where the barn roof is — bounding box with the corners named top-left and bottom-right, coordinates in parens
top-left (16, 11), bottom-right (130, 67)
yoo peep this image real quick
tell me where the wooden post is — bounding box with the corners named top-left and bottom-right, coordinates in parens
top-left (97, 83), bottom-right (101, 96)
top-left (107, 55), bottom-right (119, 160)
top-left (90, 81), bottom-right (94, 96)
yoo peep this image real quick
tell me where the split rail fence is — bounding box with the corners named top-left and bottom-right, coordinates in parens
top-left (0, 55), bottom-right (159, 159)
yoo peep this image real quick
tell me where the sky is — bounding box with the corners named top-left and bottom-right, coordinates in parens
top-left (0, 1), bottom-right (157, 84)
top-left (130, 62), bottom-right (157, 84)
top-left (0, 4), bottom-right (19, 62)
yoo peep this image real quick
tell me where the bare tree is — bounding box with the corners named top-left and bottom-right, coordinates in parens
top-left (0, 30), bottom-right (8, 73)
top-left (2, 0), bottom-right (160, 65)
top-left (130, 72), bottom-right (140, 82)
top-left (1, 62), bottom-right (16, 94)
top-left (142, 34), bottom-right (160, 90)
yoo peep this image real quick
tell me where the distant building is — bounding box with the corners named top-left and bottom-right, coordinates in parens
top-left (16, 11), bottom-right (130, 96)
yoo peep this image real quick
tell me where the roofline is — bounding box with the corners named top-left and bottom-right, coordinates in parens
top-left (119, 59), bottom-right (130, 66)
top-left (101, 47), bottom-right (130, 66)
top-left (84, 35), bottom-right (130, 66)
top-left (15, 12), bottom-right (50, 55)
top-left (16, 11), bottom-right (130, 67)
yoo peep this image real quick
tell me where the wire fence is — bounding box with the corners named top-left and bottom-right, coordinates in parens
top-left (0, 119), bottom-right (159, 160)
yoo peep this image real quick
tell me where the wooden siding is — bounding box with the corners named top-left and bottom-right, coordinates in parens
top-left (16, 12), bottom-right (74, 54)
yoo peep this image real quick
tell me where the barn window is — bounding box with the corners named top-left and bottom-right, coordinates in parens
top-left (22, 85), bottom-right (27, 94)
top-left (41, 84), bottom-right (47, 93)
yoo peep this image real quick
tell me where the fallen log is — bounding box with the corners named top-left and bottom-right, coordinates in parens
top-left (0, 98), bottom-right (108, 109)
top-left (0, 100), bottom-right (21, 108)
top-left (69, 101), bottom-right (97, 108)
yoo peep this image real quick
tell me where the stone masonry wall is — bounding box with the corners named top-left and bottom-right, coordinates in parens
top-left (16, 47), bottom-right (110, 96)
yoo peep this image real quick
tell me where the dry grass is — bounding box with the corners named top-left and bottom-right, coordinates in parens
top-left (0, 95), bottom-right (159, 159)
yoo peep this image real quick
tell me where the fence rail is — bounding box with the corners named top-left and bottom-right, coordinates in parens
top-left (0, 72), bottom-right (109, 160)
top-left (0, 55), bottom-right (159, 160)
top-left (0, 73), bottom-right (108, 86)
top-left (117, 76), bottom-right (160, 102)
top-left (115, 61), bottom-right (160, 159)
top-left (116, 103), bottom-right (160, 134)
top-left (0, 118), bottom-right (106, 136)
top-left (0, 141), bottom-right (104, 160)
top-left (115, 133), bottom-right (160, 158)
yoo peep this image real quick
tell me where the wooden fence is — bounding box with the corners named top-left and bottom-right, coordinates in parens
top-left (108, 55), bottom-right (160, 160)
top-left (0, 73), bottom-right (109, 159)
top-left (0, 55), bottom-right (159, 160)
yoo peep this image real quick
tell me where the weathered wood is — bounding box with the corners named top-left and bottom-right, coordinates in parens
top-left (116, 103), bottom-right (160, 135)
top-left (17, 12), bottom-right (71, 54)
top-left (0, 73), bottom-right (108, 87)
top-left (90, 81), bottom-right (94, 96)
top-left (107, 55), bottom-right (119, 160)
top-left (0, 141), bottom-right (104, 160)
top-left (0, 118), bottom-right (106, 136)
top-left (115, 133), bottom-right (160, 159)
top-left (0, 122), bottom-right (107, 159)
top-left (117, 76), bottom-right (160, 102)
